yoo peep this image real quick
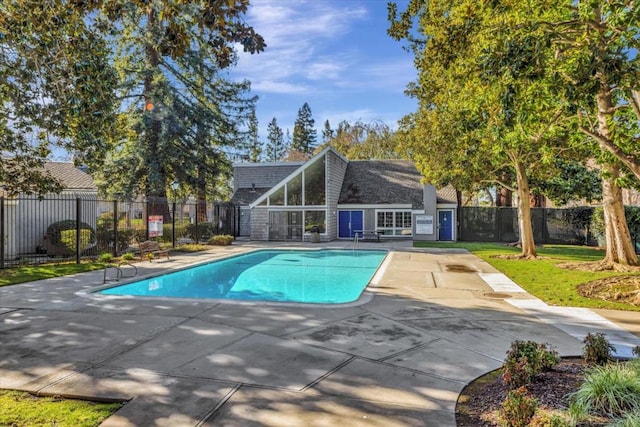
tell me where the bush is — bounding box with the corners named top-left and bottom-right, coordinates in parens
top-left (97, 253), bottom-right (114, 263)
top-left (208, 234), bottom-right (234, 246)
top-left (503, 341), bottom-right (559, 388)
top-left (120, 252), bottom-right (135, 261)
top-left (529, 413), bottom-right (570, 427)
top-left (583, 332), bottom-right (616, 365)
top-left (187, 222), bottom-right (216, 241)
top-left (569, 362), bottom-right (640, 421)
top-left (96, 213), bottom-right (134, 252)
top-left (46, 220), bottom-right (96, 255)
top-left (500, 386), bottom-right (538, 427)
top-left (610, 410), bottom-right (640, 427)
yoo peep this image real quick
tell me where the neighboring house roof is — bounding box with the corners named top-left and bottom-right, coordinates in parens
top-left (230, 187), bottom-right (269, 205)
top-left (436, 185), bottom-right (458, 204)
top-left (43, 162), bottom-right (96, 191)
top-left (338, 160), bottom-right (426, 208)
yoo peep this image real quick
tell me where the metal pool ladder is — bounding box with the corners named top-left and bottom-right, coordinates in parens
top-left (103, 262), bottom-right (138, 284)
top-left (352, 233), bottom-right (359, 249)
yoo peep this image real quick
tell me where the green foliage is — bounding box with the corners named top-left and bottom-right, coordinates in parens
top-left (569, 362), bottom-right (640, 421)
top-left (46, 220), bottom-right (96, 255)
top-left (266, 117), bottom-right (286, 161)
top-left (610, 410), bottom-right (640, 427)
top-left (97, 253), bottom-right (114, 263)
top-left (529, 413), bottom-right (570, 427)
top-left (187, 222), bottom-right (216, 242)
top-left (590, 206), bottom-right (640, 245)
top-left (503, 341), bottom-right (559, 388)
top-left (583, 332), bottom-right (616, 365)
top-left (0, 390), bottom-right (122, 427)
top-left (120, 252), bottom-right (135, 261)
top-left (207, 235), bottom-right (234, 246)
top-left (96, 213), bottom-right (134, 252)
top-left (500, 386), bottom-right (538, 427)
top-left (0, 2), bottom-right (120, 196)
top-left (291, 102), bottom-right (317, 156)
top-left (0, 263), bottom-right (106, 287)
top-left (317, 120), bottom-right (400, 160)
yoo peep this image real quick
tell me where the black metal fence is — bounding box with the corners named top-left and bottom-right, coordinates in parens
top-left (0, 194), bottom-right (239, 268)
top-left (459, 207), bottom-right (598, 245)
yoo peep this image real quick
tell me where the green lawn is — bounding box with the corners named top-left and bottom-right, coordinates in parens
top-left (415, 242), bottom-right (640, 312)
top-left (0, 390), bottom-right (123, 427)
top-left (0, 262), bottom-right (106, 287)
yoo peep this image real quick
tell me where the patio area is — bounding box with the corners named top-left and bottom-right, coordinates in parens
top-left (1, 241), bottom-right (639, 426)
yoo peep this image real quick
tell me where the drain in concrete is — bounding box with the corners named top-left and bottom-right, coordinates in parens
top-left (483, 292), bottom-right (512, 299)
top-left (445, 264), bottom-right (476, 273)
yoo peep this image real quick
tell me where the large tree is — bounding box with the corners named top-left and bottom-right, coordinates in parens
top-left (318, 120), bottom-right (399, 160)
top-left (90, 0), bottom-right (264, 205)
top-left (389, 0), bottom-right (577, 258)
top-left (0, 1), bottom-right (119, 195)
top-left (546, 1), bottom-right (640, 267)
top-left (291, 102), bottom-right (317, 157)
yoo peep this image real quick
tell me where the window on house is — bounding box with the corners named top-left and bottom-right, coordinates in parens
top-left (287, 173), bottom-right (303, 206)
top-left (304, 156), bottom-right (325, 205)
top-left (304, 210), bottom-right (326, 233)
top-left (269, 186), bottom-right (284, 206)
top-left (376, 210), bottom-right (412, 236)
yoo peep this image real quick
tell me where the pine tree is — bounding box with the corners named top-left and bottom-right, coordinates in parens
top-left (291, 102), bottom-right (317, 156)
top-left (266, 118), bottom-right (286, 161)
top-left (322, 119), bottom-right (334, 143)
top-left (246, 110), bottom-right (262, 162)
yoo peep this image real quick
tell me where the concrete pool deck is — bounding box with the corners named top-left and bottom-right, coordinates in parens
top-left (1, 241), bottom-right (639, 426)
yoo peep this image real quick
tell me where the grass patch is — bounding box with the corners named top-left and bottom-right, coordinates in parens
top-left (414, 242), bottom-right (640, 311)
top-left (0, 262), bottom-right (106, 287)
top-left (172, 243), bottom-right (212, 252)
top-left (0, 390), bottom-right (123, 427)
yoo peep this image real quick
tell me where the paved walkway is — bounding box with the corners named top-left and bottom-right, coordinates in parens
top-left (1, 241), bottom-right (639, 427)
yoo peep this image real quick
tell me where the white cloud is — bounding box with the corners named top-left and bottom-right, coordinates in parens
top-left (234, 0), bottom-right (368, 93)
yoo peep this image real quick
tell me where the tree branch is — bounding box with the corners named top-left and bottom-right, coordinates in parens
top-left (580, 126), bottom-right (640, 179)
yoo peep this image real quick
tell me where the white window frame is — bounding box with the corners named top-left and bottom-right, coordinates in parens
top-left (375, 209), bottom-right (413, 237)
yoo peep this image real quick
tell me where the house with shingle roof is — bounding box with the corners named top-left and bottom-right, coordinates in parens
top-left (231, 147), bottom-right (458, 242)
top-left (3, 162), bottom-right (97, 259)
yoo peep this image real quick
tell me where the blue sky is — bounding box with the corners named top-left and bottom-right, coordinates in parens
top-left (231, 0), bottom-right (416, 143)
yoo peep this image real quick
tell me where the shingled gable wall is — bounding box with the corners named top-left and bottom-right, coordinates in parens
top-left (324, 150), bottom-right (348, 241)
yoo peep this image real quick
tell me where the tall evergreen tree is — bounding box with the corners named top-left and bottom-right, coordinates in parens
top-left (246, 110), bottom-right (262, 162)
top-left (291, 102), bottom-right (317, 156)
top-left (90, 0), bottom-right (264, 205)
top-left (322, 119), bottom-right (334, 143)
top-left (266, 118), bottom-right (285, 161)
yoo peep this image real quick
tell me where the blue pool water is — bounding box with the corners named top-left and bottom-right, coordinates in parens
top-left (99, 249), bottom-right (388, 304)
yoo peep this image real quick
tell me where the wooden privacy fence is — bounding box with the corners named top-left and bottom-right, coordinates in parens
top-left (0, 195), bottom-right (239, 268)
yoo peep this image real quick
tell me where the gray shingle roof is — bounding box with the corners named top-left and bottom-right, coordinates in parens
top-left (230, 187), bottom-right (269, 205)
top-left (43, 163), bottom-right (96, 191)
top-left (436, 185), bottom-right (458, 204)
top-left (338, 160), bottom-right (426, 208)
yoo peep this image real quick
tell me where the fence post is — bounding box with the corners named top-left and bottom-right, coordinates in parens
top-left (113, 199), bottom-right (118, 257)
top-left (76, 197), bottom-right (81, 264)
top-left (0, 197), bottom-right (4, 269)
top-left (145, 199), bottom-right (150, 241)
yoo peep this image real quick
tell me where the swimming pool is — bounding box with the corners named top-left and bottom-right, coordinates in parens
top-left (99, 249), bottom-right (388, 304)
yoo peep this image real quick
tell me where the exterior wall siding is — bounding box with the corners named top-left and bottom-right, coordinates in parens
top-left (239, 207), bottom-right (251, 237)
top-left (250, 208), bottom-right (269, 240)
top-left (325, 151), bottom-right (348, 241)
top-left (413, 185), bottom-right (438, 241)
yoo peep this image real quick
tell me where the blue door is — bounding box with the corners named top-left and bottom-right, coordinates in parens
top-left (438, 210), bottom-right (454, 241)
top-left (338, 211), bottom-right (363, 238)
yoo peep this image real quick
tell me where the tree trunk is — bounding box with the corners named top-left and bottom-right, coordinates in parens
top-left (596, 85), bottom-right (638, 266)
top-left (514, 160), bottom-right (537, 258)
top-left (601, 165), bottom-right (637, 265)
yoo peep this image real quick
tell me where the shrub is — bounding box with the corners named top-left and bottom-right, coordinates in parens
top-left (529, 413), bottom-right (570, 427)
top-left (96, 213), bottom-right (134, 252)
top-left (569, 362), bottom-right (640, 421)
top-left (120, 252), bottom-right (135, 261)
top-left (500, 386), bottom-right (538, 427)
top-left (583, 332), bottom-right (616, 365)
top-left (46, 220), bottom-right (96, 255)
top-left (187, 222), bottom-right (216, 241)
top-left (610, 410), bottom-right (640, 427)
top-left (503, 341), bottom-right (559, 388)
top-left (632, 346), bottom-right (640, 357)
top-left (208, 234), bottom-right (234, 246)
top-left (97, 253), bottom-right (114, 263)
